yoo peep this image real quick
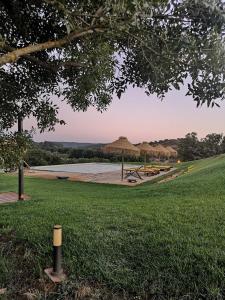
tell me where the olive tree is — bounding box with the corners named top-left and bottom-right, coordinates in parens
top-left (1, 0), bottom-right (225, 167)
top-left (0, 0), bottom-right (225, 132)
top-left (0, 130), bottom-right (31, 171)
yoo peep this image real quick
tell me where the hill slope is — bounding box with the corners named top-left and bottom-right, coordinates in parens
top-left (0, 155), bottom-right (225, 299)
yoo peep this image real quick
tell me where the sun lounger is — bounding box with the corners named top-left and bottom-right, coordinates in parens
top-left (124, 166), bottom-right (143, 179)
top-left (146, 165), bottom-right (171, 171)
top-left (124, 166), bottom-right (160, 179)
top-left (138, 167), bottom-right (160, 176)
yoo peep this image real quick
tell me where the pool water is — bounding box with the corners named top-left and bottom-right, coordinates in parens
top-left (32, 163), bottom-right (139, 174)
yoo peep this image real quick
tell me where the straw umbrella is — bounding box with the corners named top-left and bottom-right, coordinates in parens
top-left (137, 142), bottom-right (155, 165)
top-left (150, 145), bottom-right (160, 159)
top-left (103, 137), bottom-right (140, 180)
top-left (166, 146), bottom-right (178, 158)
top-left (153, 144), bottom-right (170, 160)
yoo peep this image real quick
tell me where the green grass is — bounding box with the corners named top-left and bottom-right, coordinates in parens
top-left (1, 156), bottom-right (225, 299)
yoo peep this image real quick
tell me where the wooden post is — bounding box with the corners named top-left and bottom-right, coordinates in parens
top-left (18, 116), bottom-right (24, 201)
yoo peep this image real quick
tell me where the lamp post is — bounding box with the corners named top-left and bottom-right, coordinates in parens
top-left (121, 150), bottom-right (124, 180)
top-left (18, 114), bottom-right (24, 201)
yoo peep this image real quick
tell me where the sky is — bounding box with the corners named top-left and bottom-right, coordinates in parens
top-left (24, 85), bottom-right (225, 144)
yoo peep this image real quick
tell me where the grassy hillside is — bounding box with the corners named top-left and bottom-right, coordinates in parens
top-left (1, 156), bottom-right (225, 299)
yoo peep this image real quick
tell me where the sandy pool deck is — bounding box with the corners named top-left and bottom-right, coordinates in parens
top-left (25, 168), bottom-right (177, 186)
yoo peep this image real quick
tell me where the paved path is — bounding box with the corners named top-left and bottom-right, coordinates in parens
top-left (0, 192), bottom-right (30, 204)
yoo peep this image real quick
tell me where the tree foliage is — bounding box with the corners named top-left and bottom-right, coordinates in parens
top-left (0, 131), bottom-right (31, 171)
top-left (178, 132), bottom-right (225, 161)
top-left (0, 0), bottom-right (225, 131)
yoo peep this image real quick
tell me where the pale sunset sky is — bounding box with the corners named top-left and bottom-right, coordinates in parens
top-left (24, 85), bottom-right (225, 144)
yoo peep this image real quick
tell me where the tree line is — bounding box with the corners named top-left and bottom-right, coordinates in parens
top-left (178, 132), bottom-right (225, 161)
top-left (2, 132), bottom-right (225, 170)
top-left (24, 141), bottom-right (140, 166)
top-left (23, 132), bottom-right (225, 167)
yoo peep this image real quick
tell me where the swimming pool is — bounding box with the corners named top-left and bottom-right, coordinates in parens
top-left (32, 163), bottom-right (138, 174)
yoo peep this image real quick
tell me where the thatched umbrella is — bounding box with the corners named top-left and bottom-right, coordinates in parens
top-left (137, 142), bottom-right (155, 165)
top-left (103, 136), bottom-right (140, 180)
top-left (153, 144), bottom-right (170, 159)
top-left (166, 146), bottom-right (178, 158)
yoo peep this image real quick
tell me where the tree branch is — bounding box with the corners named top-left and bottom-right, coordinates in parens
top-left (0, 42), bottom-right (85, 70)
top-left (60, 61), bottom-right (83, 68)
top-left (91, 7), bottom-right (104, 26)
top-left (43, 0), bottom-right (68, 14)
top-left (0, 26), bottom-right (104, 67)
top-left (125, 31), bottom-right (160, 56)
top-left (0, 43), bottom-right (58, 71)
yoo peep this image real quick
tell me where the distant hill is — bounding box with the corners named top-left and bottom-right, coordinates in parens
top-left (149, 138), bottom-right (180, 149)
top-left (39, 141), bottom-right (105, 149)
top-left (39, 139), bottom-right (181, 149)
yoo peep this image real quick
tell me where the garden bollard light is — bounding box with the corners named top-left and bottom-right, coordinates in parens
top-left (44, 225), bottom-right (66, 282)
top-left (52, 225), bottom-right (63, 275)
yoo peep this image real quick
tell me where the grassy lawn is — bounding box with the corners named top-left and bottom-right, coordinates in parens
top-left (1, 156), bottom-right (225, 299)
